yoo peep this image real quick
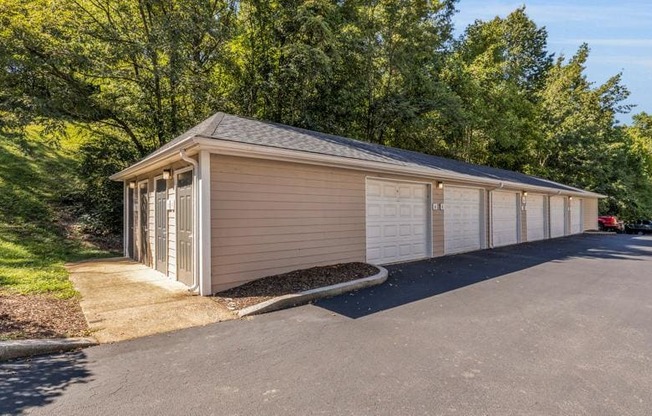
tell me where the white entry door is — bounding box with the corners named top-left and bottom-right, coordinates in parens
top-left (366, 179), bottom-right (429, 264)
top-left (570, 198), bottom-right (582, 234)
top-left (526, 194), bottom-right (546, 241)
top-left (550, 196), bottom-right (566, 238)
top-left (491, 191), bottom-right (519, 247)
top-left (444, 186), bottom-right (483, 254)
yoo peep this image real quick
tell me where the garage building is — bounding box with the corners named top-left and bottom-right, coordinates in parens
top-left (111, 112), bottom-right (602, 295)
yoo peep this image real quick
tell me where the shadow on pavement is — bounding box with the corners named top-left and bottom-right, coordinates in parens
top-left (316, 234), bottom-right (652, 319)
top-left (0, 351), bottom-right (92, 415)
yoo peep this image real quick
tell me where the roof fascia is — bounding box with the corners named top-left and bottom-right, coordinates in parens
top-left (193, 136), bottom-right (605, 198)
top-left (109, 138), bottom-right (200, 181)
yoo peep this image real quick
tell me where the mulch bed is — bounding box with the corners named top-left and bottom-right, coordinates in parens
top-left (213, 262), bottom-right (379, 311)
top-left (0, 294), bottom-right (89, 340)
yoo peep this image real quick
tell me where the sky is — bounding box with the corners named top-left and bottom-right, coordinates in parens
top-left (452, 0), bottom-right (652, 125)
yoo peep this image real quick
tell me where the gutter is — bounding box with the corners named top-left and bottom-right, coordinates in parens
top-left (110, 133), bottom-right (605, 199)
top-left (192, 137), bottom-right (606, 199)
top-left (179, 149), bottom-right (200, 293)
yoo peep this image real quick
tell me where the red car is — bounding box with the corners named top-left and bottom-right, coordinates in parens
top-left (598, 215), bottom-right (624, 232)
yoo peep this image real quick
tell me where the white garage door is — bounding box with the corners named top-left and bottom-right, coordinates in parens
top-left (526, 194), bottom-right (546, 241)
top-left (366, 179), bottom-right (429, 264)
top-left (570, 198), bottom-right (582, 234)
top-left (444, 186), bottom-right (483, 254)
top-left (491, 191), bottom-right (519, 247)
top-left (550, 196), bottom-right (566, 238)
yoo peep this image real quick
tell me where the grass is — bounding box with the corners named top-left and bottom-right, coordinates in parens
top-left (0, 127), bottom-right (118, 300)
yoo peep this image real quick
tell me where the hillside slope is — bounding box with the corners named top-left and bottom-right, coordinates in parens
top-left (0, 130), bottom-right (117, 339)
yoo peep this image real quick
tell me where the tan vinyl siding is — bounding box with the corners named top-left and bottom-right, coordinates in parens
top-left (582, 198), bottom-right (599, 231)
top-left (210, 155), bottom-right (445, 292)
top-left (432, 186), bottom-right (444, 256)
top-left (211, 155), bottom-right (365, 292)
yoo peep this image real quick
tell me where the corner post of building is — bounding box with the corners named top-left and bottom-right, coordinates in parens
top-left (123, 180), bottom-right (129, 258)
top-left (198, 150), bottom-right (212, 296)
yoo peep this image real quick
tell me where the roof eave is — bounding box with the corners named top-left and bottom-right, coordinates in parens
top-left (109, 137), bottom-right (200, 181)
top-left (193, 137), bottom-right (603, 198)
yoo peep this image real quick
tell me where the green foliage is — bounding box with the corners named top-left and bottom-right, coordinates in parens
top-left (0, 131), bottom-right (116, 298)
top-left (0, 1), bottom-right (650, 227)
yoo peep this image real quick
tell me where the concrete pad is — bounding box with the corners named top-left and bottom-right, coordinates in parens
top-left (67, 258), bottom-right (234, 343)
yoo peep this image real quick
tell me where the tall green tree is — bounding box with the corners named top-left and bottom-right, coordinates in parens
top-left (442, 7), bottom-right (552, 169)
top-left (0, 0), bottom-right (236, 156)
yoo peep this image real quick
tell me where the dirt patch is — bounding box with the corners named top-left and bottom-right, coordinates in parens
top-left (0, 293), bottom-right (89, 340)
top-left (213, 262), bottom-right (379, 311)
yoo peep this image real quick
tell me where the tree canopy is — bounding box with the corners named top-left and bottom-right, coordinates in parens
top-left (1, 0), bottom-right (650, 232)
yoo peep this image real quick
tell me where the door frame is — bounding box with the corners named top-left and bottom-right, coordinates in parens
top-left (154, 174), bottom-right (168, 275)
top-left (137, 179), bottom-right (150, 265)
top-left (364, 176), bottom-right (433, 262)
top-left (127, 184), bottom-right (135, 259)
top-left (174, 166), bottom-right (194, 284)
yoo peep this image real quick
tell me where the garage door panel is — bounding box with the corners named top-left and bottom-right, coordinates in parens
top-left (382, 184), bottom-right (395, 197)
top-left (526, 194), bottom-right (546, 241)
top-left (444, 186), bottom-right (482, 254)
top-left (367, 225), bottom-right (381, 238)
top-left (384, 204), bottom-right (397, 217)
top-left (550, 196), bottom-right (566, 238)
top-left (366, 179), bottom-right (430, 264)
top-left (384, 224), bottom-right (397, 237)
top-left (492, 191), bottom-right (519, 247)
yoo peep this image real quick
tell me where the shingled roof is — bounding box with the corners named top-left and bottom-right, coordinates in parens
top-left (113, 112), bottom-right (599, 196)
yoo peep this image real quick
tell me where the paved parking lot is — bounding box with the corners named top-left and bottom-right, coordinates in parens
top-left (2, 234), bottom-right (652, 416)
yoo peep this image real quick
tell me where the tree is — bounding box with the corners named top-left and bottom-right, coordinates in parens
top-left (442, 7), bottom-right (552, 169)
top-left (0, 0), bottom-right (236, 156)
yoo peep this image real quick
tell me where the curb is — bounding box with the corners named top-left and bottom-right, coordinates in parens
top-left (238, 266), bottom-right (389, 318)
top-left (584, 230), bottom-right (619, 235)
top-left (0, 337), bottom-right (98, 362)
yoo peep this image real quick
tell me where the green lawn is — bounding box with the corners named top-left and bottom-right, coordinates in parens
top-left (0, 129), bottom-right (118, 299)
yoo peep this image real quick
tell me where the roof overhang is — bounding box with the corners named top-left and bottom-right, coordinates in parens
top-left (109, 137), bottom-right (200, 181)
top-left (193, 137), bottom-right (606, 198)
top-left (110, 134), bottom-right (605, 198)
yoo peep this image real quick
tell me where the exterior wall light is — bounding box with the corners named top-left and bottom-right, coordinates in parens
top-left (162, 169), bottom-right (171, 180)
top-left (436, 181), bottom-right (444, 189)
top-left (128, 181), bottom-right (136, 189)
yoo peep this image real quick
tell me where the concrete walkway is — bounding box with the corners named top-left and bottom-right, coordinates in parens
top-left (67, 258), bottom-right (234, 343)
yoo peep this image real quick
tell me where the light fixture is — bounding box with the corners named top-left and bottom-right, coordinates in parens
top-left (522, 191), bottom-right (528, 197)
top-left (569, 196), bottom-right (573, 201)
top-left (128, 181), bottom-right (136, 189)
top-left (162, 169), bottom-right (171, 180)
top-left (436, 181), bottom-right (444, 189)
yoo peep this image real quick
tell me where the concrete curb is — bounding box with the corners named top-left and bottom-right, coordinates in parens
top-left (584, 230), bottom-right (619, 235)
top-left (0, 337), bottom-right (98, 362)
top-left (238, 266), bottom-right (389, 318)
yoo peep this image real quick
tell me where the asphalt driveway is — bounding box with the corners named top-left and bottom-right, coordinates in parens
top-left (2, 234), bottom-right (652, 416)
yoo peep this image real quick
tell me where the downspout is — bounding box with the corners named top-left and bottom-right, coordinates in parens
top-left (180, 149), bottom-right (200, 293)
